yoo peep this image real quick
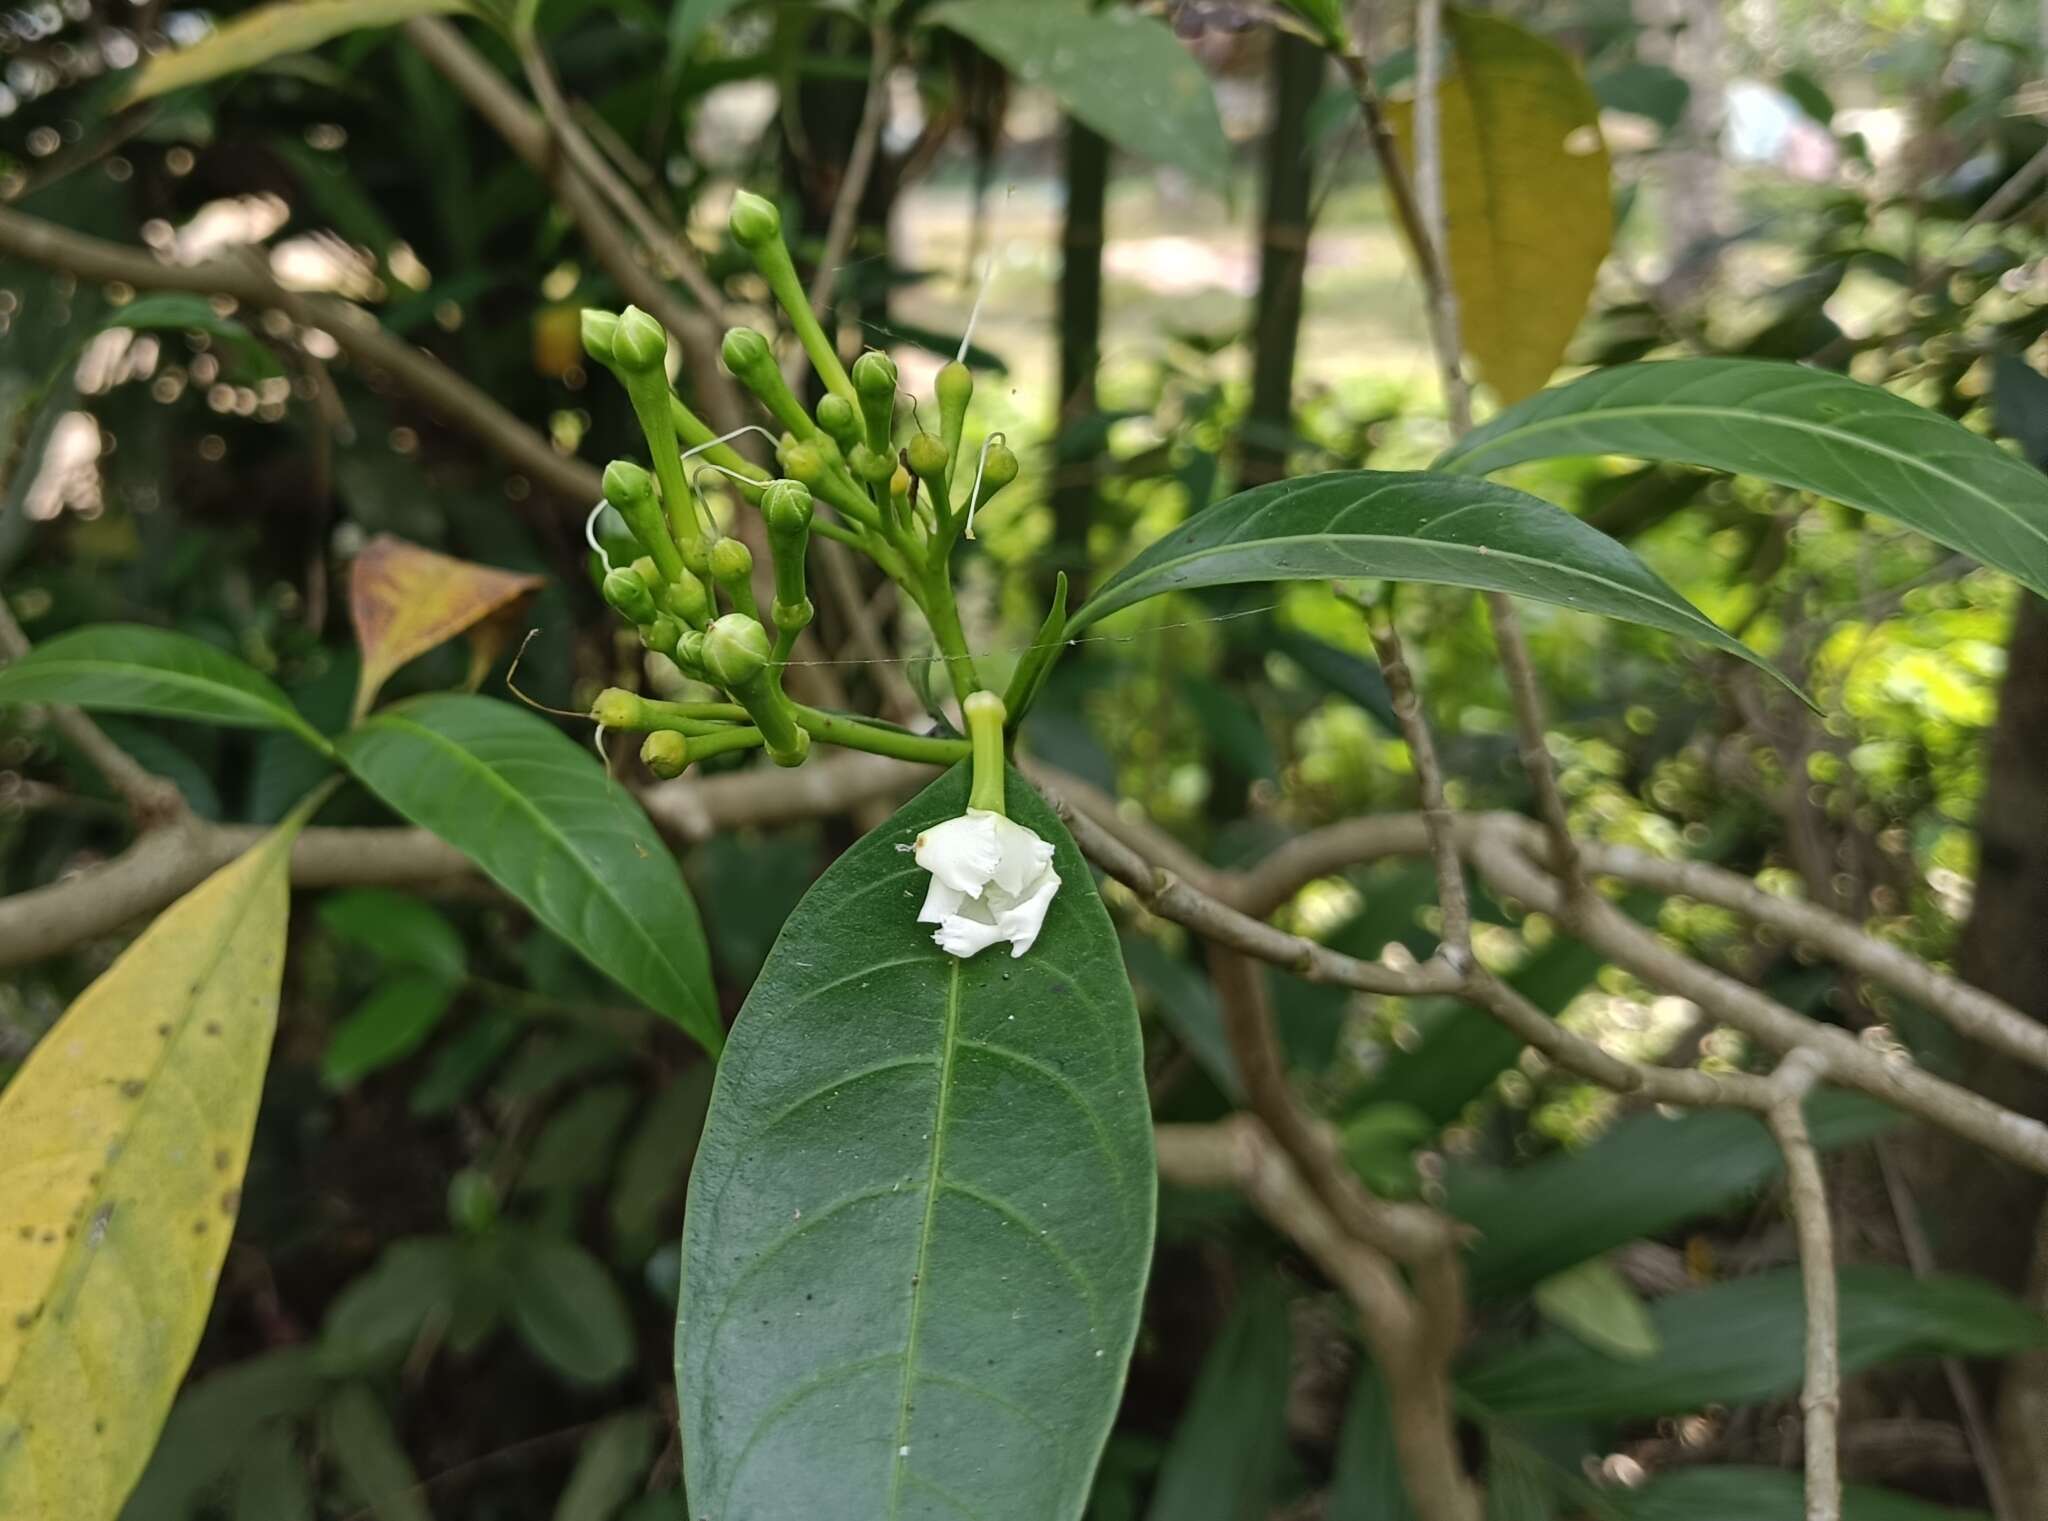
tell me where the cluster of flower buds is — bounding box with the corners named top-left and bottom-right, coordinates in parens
top-left (577, 186), bottom-right (1040, 782)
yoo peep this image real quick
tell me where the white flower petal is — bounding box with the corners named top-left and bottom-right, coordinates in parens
top-left (918, 876), bottom-right (966, 925)
top-left (914, 812), bottom-right (1000, 897)
top-left (994, 867), bottom-right (1061, 958)
top-left (987, 814), bottom-right (1054, 897)
top-left (933, 910), bottom-right (1008, 958)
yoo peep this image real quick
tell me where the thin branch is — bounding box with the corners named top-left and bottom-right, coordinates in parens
top-left (806, 21), bottom-right (894, 318)
top-left (1361, 595), bottom-right (1472, 960)
top-left (0, 205), bottom-right (599, 502)
top-left (0, 594), bottom-right (186, 827)
top-left (1408, 0), bottom-right (1472, 433)
top-left (1768, 1049), bottom-right (1840, 1521)
top-left (1209, 947), bottom-right (1458, 1263)
top-left (1486, 593), bottom-right (1585, 892)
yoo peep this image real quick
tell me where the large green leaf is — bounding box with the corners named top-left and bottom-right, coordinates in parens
top-left (119, 0), bottom-right (472, 105)
top-left (1144, 1279), bottom-right (1292, 1521)
top-left (1328, 1367), bottom-right (1415, 1521)
top-left (1449, 1091), bottom-right (1898, 1299)
top-left (0, 624), bottom-right (332, 754)
top-left (338, 695), bottom-right (719, 1054)
top-left (926, 0), bottom-right (1229, 188)
top-left (1068, 472), bottom-right (1784, 685)
top-left (1459, 1266), bottom-right (2048, 1420)
top-left (1605, 1467), bottom-right (1987, 1521)
top-left (1390, 11), bottom-right (1612, 402)
top-left (1436, 359), bottom-right (2048, 600)
top-left (678, 765), bottom-right (1155, 1521)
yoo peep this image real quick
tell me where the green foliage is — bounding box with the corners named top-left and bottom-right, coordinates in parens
top-left (1142, 1278), bottom-right (1294, 1521)
top-left (679, 766), bottom-right (1154, 1520)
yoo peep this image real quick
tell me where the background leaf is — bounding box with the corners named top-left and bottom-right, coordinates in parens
top-left (926, 0), bottom-right (1229, 188)
top-left (1602, 1466), bottom-right (1988, 1520)
top-left (1459, 1266), bottom-right (2048, 1420)
top-left (1071, 472), bottom-right (1786, 689)
top-left (319, 889), bottom-right (468, 983)
top-left (1328, 1366), bottom-right (1415, 1521)
top-left (338, 695), bottom-right (720, 1053)
top-left (320, 1383), bottom-right (432, 1521)
top-left (1391, 11), bottom-right (1612, 401)
top-left (553, 1413), bottom-right (656, 1521)
top-left (347, 534), bottom-right (544, 720)
top-left (498, 1231), bottom-right (635, 1386)
top-left (322, 974), bottom-right (460, 1089)
top-left (1530, 1257), bottom-right (1660, 1360)
top-left (1437, 359), bottom-right (2048, 600)
top-left (679, 766), bottom-right (1155, 1521)
top-left (0, 624), bottom-right (332, 753)
top-left (119, 0), bottom-right (472, 105)
top-left (0, 817), bottom-right (299, 1520)
top-left (1143, 1277), bottom-right (1293, 1521)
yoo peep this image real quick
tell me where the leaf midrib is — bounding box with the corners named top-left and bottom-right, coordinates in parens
top-left (1446, 401), bottom-right (2048, 559)
top-left (885, 957), bottom-right (963, 1517)
top-left (1084, 527), bottom-right (1726, 643)
top-left (0, 654), bottom-right (333, 755)
top-left (354, 712), bottom-right (711, 1045)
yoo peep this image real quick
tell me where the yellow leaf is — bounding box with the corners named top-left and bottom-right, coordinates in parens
top-left (348, 534), bottom-right (545, 720)
top-left (1393, 10), bottom-right (1612, 403)
top-left (118, 0), bottom-right (474, 107)
top-left (0, 815), bottom-right (303, 1520)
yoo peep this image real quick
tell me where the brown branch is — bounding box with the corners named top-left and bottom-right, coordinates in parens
top-left (0, 595), bottom-right (186, 827)
top-left (1155, 1119), bottom-right (1481, 1521)
top-left (1768, 1050), bottom-right (1840, 1521)
top-left (0, 204), bottom-right (599, 503)
top-left (0, 752), bottom-right (924, 966)
top-left (1487, 593), bottom-right (1584, 892)
top-left (805, 20), bottom-right (894, 319)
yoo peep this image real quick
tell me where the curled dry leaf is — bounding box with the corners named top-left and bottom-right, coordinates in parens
top-left (348, 534), bottom-right (545, 720)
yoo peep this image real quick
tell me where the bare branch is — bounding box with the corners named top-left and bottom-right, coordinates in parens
top-left (1768, 1050), bottom-right (1840, 1521)
top-left (0, 204), bottom-right (599, 502)
top-left (1155, 1119), bottom-right (1481, 1521)
top-left (806, 20), bottom-right (894, 318)
top-left (1486, 594), bottom-right (1585, 891)
top-left (1408, 0), bottom-right (1472, 432)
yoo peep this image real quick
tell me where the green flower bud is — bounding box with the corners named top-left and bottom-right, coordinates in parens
top-left (641, 729), bottom-right (689, 779)
top-left (815, 394), bottom-right (860, 451)
top-left (849, 442), bottom-right (894, 486)
top-left (936, 359), bottom-right (972, 474)
top-left (612, 305), bottom-right (667, 373)
top-left (660, 572), bottom-right (710, 627)
top-left (601, 567), bottom-right (657, 625)
top-left (906, 431), bottom-right (948, 481)
top-left (592, 686), bottom-right (647, 729)
top-left (604, 458), bottom-right (656, 513)
top-left (702, 613), bottom-right (771, 688)
top-left (640, 614), bottom-right (683, 659)
top-left (779, 439), bottom-right (826, 485)
top-left (709, 537), bottom-right (754, 583)
top-left (979, 441), bottom-right (1019, 494)
top-left (772, 595), bottom-right (814, 636)
top-left (889, 463), bottom-right (912, 503)
top-left (720, 325), bottom-right (773, 379)
top-left (762, 479), bottom-right (814, 535)
top-left (851, 348), bottom-right (897, 399)
top-left (581, 309), bottom-right (621, 367)
top-left (729, 189), bottom-right (783, 249)
top-left (630, 555), bottom-right (660, 585)
top-left (675, 628), bottom-right (707, 676)
top-left (446, 1169), bottom-right (499, 1234)
top-left (603, 458), bottom-right (684, 582)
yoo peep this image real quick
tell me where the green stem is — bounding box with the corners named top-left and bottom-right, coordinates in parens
top-left (964, 690), bottom-right (1007, 813)
top-left (689, 726), bottom-right (767, 761)
top-left (921, 572), bottom-right (981, 700)
top-left (791, 706), bottom-right (972, 766)
top-left (640, 697), bottom-right (749, 731)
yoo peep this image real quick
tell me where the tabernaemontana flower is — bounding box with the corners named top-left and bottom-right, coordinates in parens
top-left (914, 809), bottom-right (1061, 959)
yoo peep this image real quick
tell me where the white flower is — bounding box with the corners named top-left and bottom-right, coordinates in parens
top-left (913, 808), bottom-right (1061, 959)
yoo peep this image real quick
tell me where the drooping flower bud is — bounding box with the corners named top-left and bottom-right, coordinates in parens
top-left (641, 730), bottom-right (688, 779)
top-left (601, 567), bottom-right (657, 626)
top-left (603, 459), bottom-right (684, 582)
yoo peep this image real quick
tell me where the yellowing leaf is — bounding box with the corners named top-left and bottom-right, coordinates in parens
top-left (1393, 10), bottom-right (1612, 403)
top-left (0, 815), bottom-right (303, 1520)
top-left (348, 534), bottom-right (544, 721)
top-left (118, 0), bottom-right (473, 107)
top-left (1531, 1255), bottom-right (1661, 1361)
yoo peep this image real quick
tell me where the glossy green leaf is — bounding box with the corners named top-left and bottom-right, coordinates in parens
top-left (323, 974), bottom-right (458, 1089)
top-left (1448, 1091), bottom-right (1898, 1299)
top-left (319, 889), bottom-right (467, 982)
top-left (338, 695), bottom-right (719, 1053)
top-left (1070, 472), bottom-right (1787, 687)
top-left (320, 1383), bottom-right (431, 1521)
top-left (1459, 1266), bottom-right (2048, 1420)
top-left (0, 624), bottom-right (332, 753)
top-left (1531, 1257), bottom-right (1659, 1361)
top-left (1604, 1467), bottom-right (1986, 1521)
top-left (554, 1413), bottom-right (657, 1521)
top-left (498, 1231), bottom-right (634, 1386)
top-left (1144, 1278), bottom-right (1292, 1521)
top-left (1328, 1366), bottom-right (1415, 1521)
top-left (1437, 359), bottom-right (2048, 600)
top-left (926, 0), bottom-right (1229, 187)
top-left (679, 765), bottom-right (1155, 1521)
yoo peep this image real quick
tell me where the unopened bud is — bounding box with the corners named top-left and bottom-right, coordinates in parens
top-left (641, 730), bottom-right (688, 779)
top-left (815, 394), bottom-right (859, 450)
top-left (729, 189), bottom-right (782, 249)
top-left (601, 567), bottom-right (657, 625)
top-left (702, 613), bottom-right (771, 688)
top-left (580, 309), bottom-right (621, 367)
top-left (906, 431), bottom-right (948, 480)
top-left (762, 479), bottom-right (813, 535)
top-left (612, 306), bottom-right (667, 373)
top-left (592, 687), bottom-right (645, 729)
top-left (709, 537), bottom-right (754, 583)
